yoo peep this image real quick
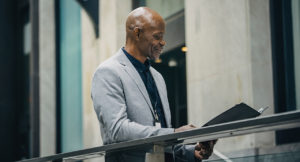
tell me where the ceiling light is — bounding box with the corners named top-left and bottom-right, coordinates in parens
top-left (181, 46), bottom-right (188, 52)
top-left (155, 58), bottom-right (162, 63)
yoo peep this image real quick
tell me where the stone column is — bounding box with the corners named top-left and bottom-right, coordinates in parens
top-left (185, 0), bottom-right (274, 153)
top-left (39, 0), bottom-right (56, 156)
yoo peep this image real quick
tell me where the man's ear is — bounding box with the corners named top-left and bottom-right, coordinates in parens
top-left (133, 27), bottom-right (140, 40)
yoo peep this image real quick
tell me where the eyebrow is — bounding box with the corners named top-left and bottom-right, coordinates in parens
top-left (153, 31), bottom-right (164, 35)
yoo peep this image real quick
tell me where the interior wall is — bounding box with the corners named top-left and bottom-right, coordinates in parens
top-left (185, 0), bottom-right (274, 153)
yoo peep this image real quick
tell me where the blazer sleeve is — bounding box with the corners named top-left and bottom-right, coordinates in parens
top-left (173, 144), bottom-right (201, 162)
top-left (91, 66), bottom-right (174, 143)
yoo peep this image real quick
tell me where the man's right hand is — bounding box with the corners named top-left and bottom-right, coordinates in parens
top-left (174, 124), bottom-right (197, 132)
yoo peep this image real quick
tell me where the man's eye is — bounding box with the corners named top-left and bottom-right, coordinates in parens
top-left (153, 35), bottom-right (161, 40)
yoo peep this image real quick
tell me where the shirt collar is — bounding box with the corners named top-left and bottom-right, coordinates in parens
top-left (122, 47), bottom-right (150, 72)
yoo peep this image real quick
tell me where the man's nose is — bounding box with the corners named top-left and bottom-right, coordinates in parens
top-left (160, 40), bottom-right (166, 46)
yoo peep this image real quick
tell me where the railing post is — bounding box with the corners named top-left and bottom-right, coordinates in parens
top-left (145, 145), bottom-right (165, 162)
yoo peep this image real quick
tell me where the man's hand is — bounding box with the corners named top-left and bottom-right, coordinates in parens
top-left (194, 140), bottom-right (217, 160)
top-left (174, 125), bottom-right (217, 160)
top-left (174, 124), bottom-right (197, 132)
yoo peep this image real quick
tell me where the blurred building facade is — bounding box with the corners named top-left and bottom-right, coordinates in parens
top-left (1, 0), bottom-right (300, 161)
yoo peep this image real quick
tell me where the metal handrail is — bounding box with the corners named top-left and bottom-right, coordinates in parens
top-left (20, 110), bottom-right (300, 162)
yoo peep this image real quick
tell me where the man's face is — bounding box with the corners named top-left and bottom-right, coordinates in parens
top-left (138, 20), bottom-right (166, 60)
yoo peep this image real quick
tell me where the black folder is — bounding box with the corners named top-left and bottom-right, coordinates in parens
top-left (202, 103), bottom-right (263, 127)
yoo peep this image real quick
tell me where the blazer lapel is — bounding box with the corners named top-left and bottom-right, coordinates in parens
top-left (116, 49), bottom-right (156, 118)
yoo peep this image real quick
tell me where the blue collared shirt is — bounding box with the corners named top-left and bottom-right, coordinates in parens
top-left (122, 48), bottom-right (167, 128)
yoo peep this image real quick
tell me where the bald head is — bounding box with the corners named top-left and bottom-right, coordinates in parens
top-left (125, 7), bottom-right (165, 42)
top-left (124, 7), bottom-right (166, 62)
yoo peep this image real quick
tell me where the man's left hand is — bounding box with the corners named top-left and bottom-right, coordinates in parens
top-left (194, 140), bottom-right (217, 160)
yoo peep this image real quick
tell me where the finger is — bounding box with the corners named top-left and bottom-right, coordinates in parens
top-left (198, 142), bottom-right (205, 147)
top-left (200, 149), bottom-right (211, 160)
top-left (189, 124), bottom-right (196, 128)
top-left (201, 148), bottom-right (210, 155)
top-left (200, 150), bottom-right (211, 160)
top-left (202, 153), bottom-right (210, 160)
top-left (195, 143), bottom-right (203, 150)
top-left (200, 141), bottom-right (210, 149)
top-left (194, 150), bottom-right (204, 160)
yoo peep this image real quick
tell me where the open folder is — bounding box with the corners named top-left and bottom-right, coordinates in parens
top-left (202, 103), bottom-right (268, 127)
top-left (194, 103), bottom-right (268, 152)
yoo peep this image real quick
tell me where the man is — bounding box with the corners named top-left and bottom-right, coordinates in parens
top-left (91, 7), bottom-right (215, 162)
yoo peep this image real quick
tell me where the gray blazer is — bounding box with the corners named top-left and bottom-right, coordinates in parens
top-left (91, 49), bottom-right (196, 162)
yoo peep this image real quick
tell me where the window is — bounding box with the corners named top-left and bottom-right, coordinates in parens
top-left (270, 0), bottom-right (300, 144)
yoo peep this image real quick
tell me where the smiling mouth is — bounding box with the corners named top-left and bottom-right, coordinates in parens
top-left (156, 48), bottom-right (163, 53)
